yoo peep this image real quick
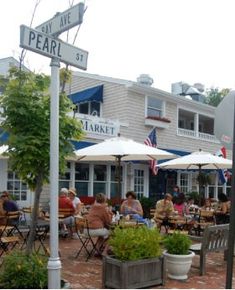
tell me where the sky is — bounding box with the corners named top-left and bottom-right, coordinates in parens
top-left (1, 0), bottom-right (235, 93)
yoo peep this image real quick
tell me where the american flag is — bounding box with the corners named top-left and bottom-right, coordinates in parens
top-left (144, 128), bottom-right (158, 175)
top-left (215, 146), bottom-right (231, 184)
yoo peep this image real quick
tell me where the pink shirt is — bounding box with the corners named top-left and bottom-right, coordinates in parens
top-left (174, 203), bottom-right (189, 216)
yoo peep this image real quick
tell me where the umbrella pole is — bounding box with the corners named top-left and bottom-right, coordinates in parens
top-left (198, 164), bottom-right (203, 206)
top-left (116, 156), bottom-right (121, 199)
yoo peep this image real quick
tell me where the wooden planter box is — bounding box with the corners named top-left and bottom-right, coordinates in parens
top-left (102, 255), bottom-right (165, 289)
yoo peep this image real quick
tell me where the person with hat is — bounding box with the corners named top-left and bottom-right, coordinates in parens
top-left (68, 188), bottom-right (82, 215)
top-left (59, 188), bottom-right (75, 237)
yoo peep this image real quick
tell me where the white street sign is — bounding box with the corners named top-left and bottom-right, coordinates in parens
top-left (20, 25), bottom-right (88, 70)
top-left (35, 2), bottom-right (84, 36)
top-left (214, 90), bottom-right (235, 150)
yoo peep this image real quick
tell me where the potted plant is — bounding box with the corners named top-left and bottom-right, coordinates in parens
top-left (163, 231), bottom-right (195, 280)
top-left (102, 226), bottom-right (165, 289)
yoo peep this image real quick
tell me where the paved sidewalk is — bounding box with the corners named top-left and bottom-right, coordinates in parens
top-left (58, 238), bottom-right (235, 289)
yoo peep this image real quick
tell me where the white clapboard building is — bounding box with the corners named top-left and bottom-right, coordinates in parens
top-left (0, 57), bottom-right (232, 207)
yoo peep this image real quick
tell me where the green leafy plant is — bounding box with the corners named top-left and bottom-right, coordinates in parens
top-left (163, 231), bottom-right (192, 255)
top-left (0, 250), bottom-right (47, 289)
top-left (109, 226), bottom-right (162, 261)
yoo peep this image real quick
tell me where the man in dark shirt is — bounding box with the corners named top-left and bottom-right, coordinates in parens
top-left (1, 191), bottom-right (19, 212)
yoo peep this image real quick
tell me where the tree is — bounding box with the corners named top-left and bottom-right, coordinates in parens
top-left (0, 67), bottom-right (83, 253)
top-left (205, 87), bottom-right (230, 107)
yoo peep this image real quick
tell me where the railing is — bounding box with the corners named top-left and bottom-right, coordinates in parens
top-left (177, 128), bottom-right (219, 143)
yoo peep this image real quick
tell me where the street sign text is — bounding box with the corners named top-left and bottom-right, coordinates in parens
top-left (20, 25), bottom-right (88, 70)
top-left (36, 2), bottom-right (84, 36)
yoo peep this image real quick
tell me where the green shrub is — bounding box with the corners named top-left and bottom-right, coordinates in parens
top-left (163, 231), bottom-right (192, 255)
top-left (109, 226), bottom-right (162, 261)
top-left (0, 250), bottom-right (47, 289)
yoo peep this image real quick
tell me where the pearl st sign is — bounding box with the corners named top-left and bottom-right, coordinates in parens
top-left (20, 25), bottom-right (88, 70)
top-left (35, 2), bottom-right (84, 36)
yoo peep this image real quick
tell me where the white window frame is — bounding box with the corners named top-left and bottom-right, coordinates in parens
top-left (131, 164), bottom-right (149, 198)
top-left (76, 101), bottom-right (102, 117)
top-left (145, 96), bottom-right (165, 118)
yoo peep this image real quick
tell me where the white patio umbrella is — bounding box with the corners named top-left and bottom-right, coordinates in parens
top-left (74, 136), bottom-right (176, 196)
top-left (158, 150), bottom-right (232, 170)
top-left (158, 149), bottom-right (232, 201)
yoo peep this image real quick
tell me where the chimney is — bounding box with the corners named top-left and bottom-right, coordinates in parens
top-left (137, 74), bottom-right (153, 86)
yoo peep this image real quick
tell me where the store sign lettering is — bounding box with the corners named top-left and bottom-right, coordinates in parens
top-left (80, 119), bottom-right (117, 137)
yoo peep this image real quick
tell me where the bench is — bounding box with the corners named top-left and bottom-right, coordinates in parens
top-left (189, 223), bottom-right (229, 275)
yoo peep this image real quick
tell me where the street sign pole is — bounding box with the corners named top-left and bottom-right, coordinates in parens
top-left (225, 95), bottom-right (235, 289)
top-left (20, 4), bottom-right (88, 288)
top-left (47, 57), bottom-right (61, 289)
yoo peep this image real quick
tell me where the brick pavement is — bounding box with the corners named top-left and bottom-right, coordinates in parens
top-left (57, 238), bottom-right (235, 289)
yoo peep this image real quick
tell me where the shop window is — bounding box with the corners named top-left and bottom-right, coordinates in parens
top-left (93, 165), bottom-right (107, 195)
top-left (7, 171), bottom-right (27, 201)
top-left (75, 163), bottom-right (89, 197)
top-left (180, 172), bottom-right (189, 193)
top-left (76, 101), bottom-right (100, 116)
top-left (134, 169), bottom-right (144, 199)
top-left (59, 162), bottom-right (71, 190)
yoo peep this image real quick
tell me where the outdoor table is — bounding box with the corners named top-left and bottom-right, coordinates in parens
top-left (22, 219), bottom-right (50, 255)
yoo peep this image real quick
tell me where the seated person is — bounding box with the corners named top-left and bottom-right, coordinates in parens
top-left (173, 193), bottom-right (189, 217)
top-left (86, 193), bottom-right (113, 256)
top-left (215, 193), bottom-right (231, 224)
top-left (68, 188), bottom-right (82, 215)
top-left (1, 191), bottom-right (19, 212)
top-left (201, 198), bottom-right (213, 211)
top-left (1, 191), bottom-right (19, 225)
top-left (172, 185), bottom-right (181, 202)
top-left (154, 193), bottom-right (174, 230)
top-left (58, 188), bottom-right (75, 237)
top-left (186, 197), bottom-right (199, 212)
top-left (0, 196), bottom-right (6, 225)
top-left (120, 191), bottom-right (145, 223)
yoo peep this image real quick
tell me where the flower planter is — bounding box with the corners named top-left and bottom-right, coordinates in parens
top-left (163, 250), bottom-right (195, 280)
top-left (102, 255), bottom-right (165, 289)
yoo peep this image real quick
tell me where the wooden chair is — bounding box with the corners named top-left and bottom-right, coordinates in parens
top-left (168, 216), bottom-right (187, 231)
top-left (194, 210), bottom-right (215, 236)
top-left (0, 214), bottom-right (20, 257)
top-left (74, 216), bottom-right (106, 261)
top-left (58, 208), bottom-right (75, 237)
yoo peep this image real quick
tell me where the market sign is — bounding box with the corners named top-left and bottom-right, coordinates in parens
top-left (79, 114), bottom-right (120, 139)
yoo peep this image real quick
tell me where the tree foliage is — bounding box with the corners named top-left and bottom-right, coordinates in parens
top-left (205, 87), bottom-right (230, 107)
top-left (0, 67), bottom-right (83, 252)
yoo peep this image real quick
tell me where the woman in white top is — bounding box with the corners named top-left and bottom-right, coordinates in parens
top-left (68, 188), bottom-right (82, 215)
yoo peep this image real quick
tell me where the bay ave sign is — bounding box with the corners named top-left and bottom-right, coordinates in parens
top-left (20, 25), bottom-right (88, 70)
top-left (36, 2), bottom-right (84, 36)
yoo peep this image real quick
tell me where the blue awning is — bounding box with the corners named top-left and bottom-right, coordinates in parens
top-left (0, 130), bottom-right (9, 142)
top-left (157, 148), bottom-right (190, 164)
top-left (71, 140), bottom-right (95, 150)
top-left (68, 85), bottom-right (103, 104)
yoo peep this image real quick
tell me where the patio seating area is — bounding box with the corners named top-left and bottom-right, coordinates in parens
top-left (59, 237), bottom-right (234, 289)
top-left (0, 219), bottom-right (234, 289)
